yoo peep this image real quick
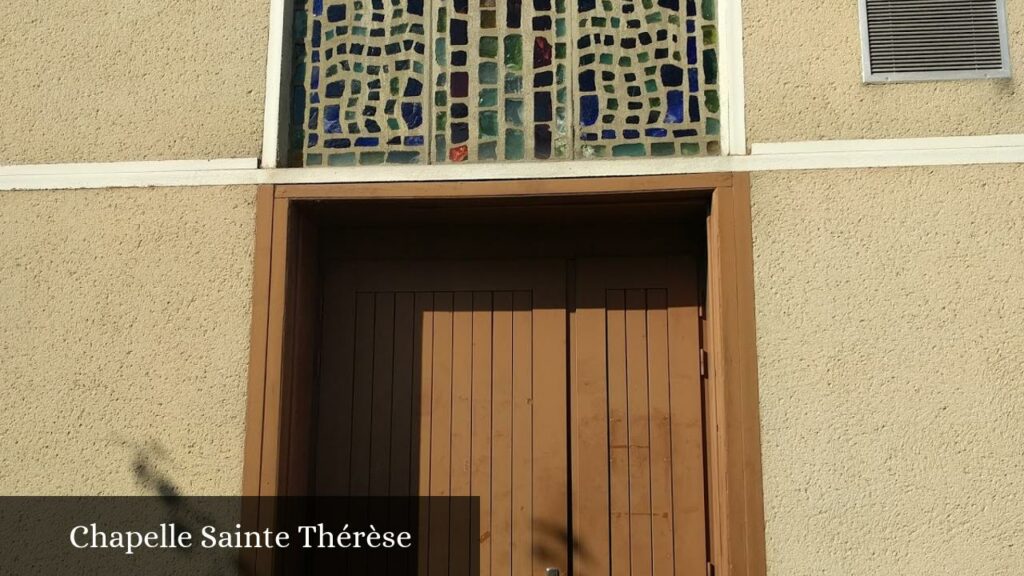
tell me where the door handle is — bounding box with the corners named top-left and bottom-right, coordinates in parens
top-left (545, 569), bottom-right (560, 576)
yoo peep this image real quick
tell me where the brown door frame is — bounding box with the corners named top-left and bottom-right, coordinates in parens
top-left (240, 173), bottom-right (767, 576)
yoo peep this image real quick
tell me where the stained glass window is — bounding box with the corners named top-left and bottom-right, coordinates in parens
top-left (292, 0), bottom-right (718, 165)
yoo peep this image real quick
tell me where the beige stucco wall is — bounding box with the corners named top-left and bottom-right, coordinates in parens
top-left (0, 186), bottom-right (257, 495)
top-left (744, 0), bottom-right (1024, 143)
top-left (0, 2), bottom-right (268, 165)
top-left (751, 165), bottom-right (1024, 575)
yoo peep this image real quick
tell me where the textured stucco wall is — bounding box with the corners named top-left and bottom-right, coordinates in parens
top-left (744, 0), bottom-right (1024, 143)
top-left (0, 186), bottom-right (257, 495)
top-left (751, 165), bottom-right (1024, 575)
top-left (0, 2), bottom-right (268, 165)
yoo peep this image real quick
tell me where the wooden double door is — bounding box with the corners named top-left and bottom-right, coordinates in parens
top-left (315, 241), bottom-right (706, 576)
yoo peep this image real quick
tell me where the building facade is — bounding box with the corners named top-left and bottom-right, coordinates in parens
top-left (2, 1), bottom-right (1023, 575)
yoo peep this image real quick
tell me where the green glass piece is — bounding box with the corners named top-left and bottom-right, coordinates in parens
top-left (435, 91), bottom-right (448, 106)
top-left (437, 7), bottom-right (447, 32)
top-left (435, 39), bottom-right (447, 65)
top-left (354, 62), bottom-right (364, 73)
top-left (480, 88), bottom-right (499, 107)
top-left (391, 23), bottom-right (408, 35)
top-left (706, 117), bottom-right (720, 135)
top-left (326, 64), bottom-right (338, 77)
top-left (388, 118), bottom-right (400, 130)
top-left (637, 51), bottom-right (649, 63)
top-left (705, 90), bottom-right (720, 113)
top-left (645, 12), bottom-right (662, 24)
top-left (504, 35), bottom-right (523, 71)
top-left (306, 153), bottom-right (323, 166)
top-left (435, 136), bottom-right (447, 162)
top-left (644, 79), bottom-right (658, 93)
top-left (592, 17), bottom-right (606, 27)
top-left (651, 142), bottom-right (676, 156)
top-left (505, 129), bottom-right (525, 160)
top-left (480, 62), bottom-right (498, 85)
top-left (480, 110), bottom-right (499, 137)
top-left (610, 17), bottom-right (621, 28)
top-left (345, 110), bottom-right (356, 120)
top-left (555, 42), bottom-right (567, 59)
top-left (359, 152), bottom-right (387, 165)
top-left (556, 0), bottom-right (566, 12)
top-left (668, 14), bottom-right (679, 24)
top-left (352, 26), bottom-right (367, 36)
top-left (328, 153), bottom-right (357, 166)
top-left (386, 151), bottom-right (420, 164)
top-left (581, 144), bottom-right (606, 158)
top-left (607, 98), bottom-right (619, 110)
top-left (436, 111), bottom-right (448, 131)
top-left (504, 74), bottom-right (523, 94)
top-left (480, 36), bottom-right (499, 58)
top-left (612, 143), bottom-right (647, 157)
top-left (390, 77), bottom-right (400, 96)
top-left (703, 25), bottom-right (717, 45)
top-left (556, 18), bottom-right (567, 37)
top-left (681, 143), bottom-right (701, 155)
top-left (618, 56), bottom-right (632, 66)
top-left (702, 0), bottom-right (716, 20)
top-left (293, 11), bottom-right (307, 39)
top-left (325, 29), bottom-right (335, 40)
top-left (581, 53), bottom-right (595, 66)
top-left (599, 53), bottom-right (613, 65)
top-left (557, 86), bottom-right (566, 104)
top-left (703, 49), bottom-right (718, 84)
top-left (505, 99), bottom-right (523, 126)
top-left (480, 141), bottom-right (498, 160)
top-left (413, 61), bottom-right (424, 74)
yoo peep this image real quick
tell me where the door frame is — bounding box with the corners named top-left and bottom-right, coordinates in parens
top-left (240, 173), bottom-right (766, 576)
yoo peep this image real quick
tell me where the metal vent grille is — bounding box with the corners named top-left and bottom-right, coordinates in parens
top-left (859, 0), bottom-right (1011, 82)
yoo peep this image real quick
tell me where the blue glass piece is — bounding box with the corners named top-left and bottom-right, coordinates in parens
top-left (402, 102), bottom-right (423, 128)
top-left (687, 37), bottom-right (697, 65)
top-left (327, 4), bottom-right (346, 22)
top-left (578, 70), bottom-right (596, 92)
top-left (688, 95), bottom-right (700, 121)
top-left (688, 68), bottom-right (699, 92)
top-left (660, 65), bottom-right (683, 87)
top-left (407, 0), bottom-right (424, 16)
top-left (311, 66), bottom-right (320, 89)
top-left (451, 19), bottom-right (468, 45)
top-left (686, 0), bottom-right (696, 16)
top-left (579, 0), bottom-right (596, 12)
top-left (310, 93), bottom-right (320, 104)
top-left (658, 0), bottom-right (680, 8)
top-left (387, 136), bottom-right (402, 145)
top-left (404, 78), bottom-right (423, 97)
top-left (580, 132), bottom-right (598, 141)
top-left (580, 95), bottom-right (599, 126)
top-left (534, 92), bottom-right (552, 122)
top-left (623, 129), bottom-right (640, 139)
top-left (365, 119), bottom-right (382, 132)
top-left (325, 138), bottom-right (351, 148)
top-left (355, 137), bottom-right (380, 147)
top-left (451, 122), bottom-right (469, 144)
top-left (673, 128), bottom-right (699, 137)
top-left (325, 81), bottom-right (345, 98)
top-left (307, 107), bottom-right (319, 129)
top-left (313, 21), bottom-right (322, 48)
top-left (324, 105), bottom-right (341, 133)
top-left (601, 129), bottom-right (616, 139)
top-left (405, 135), bottom-right (425, 146)
top-left (312, 50), bottom-right (321, 63)
top-left (646, 128), bottom-right (668, 137)
top-left (307, 133), bottom-right (319, 147)
top-left (686, 19), bottom-right (695, 33)
top-left (666, 91), bottom-right (683, 123)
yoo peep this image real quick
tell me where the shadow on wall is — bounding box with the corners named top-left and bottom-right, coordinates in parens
top-left (122, 438), bottom-right (251, 575)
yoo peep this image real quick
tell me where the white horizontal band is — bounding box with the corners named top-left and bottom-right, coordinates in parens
top-left (751, 134), bottom-right (1024, 155)
top-left (0, 158), bottom-right (258, 177)
top-left (2, 138), bottom-right (1024, 191)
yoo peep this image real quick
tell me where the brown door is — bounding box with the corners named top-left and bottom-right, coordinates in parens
top-left (572, 257), bottom-right (706, 576)
top-left (315, 252), bottom-right (704, 575)
top-left (316, 258), bottom-right (570, 576)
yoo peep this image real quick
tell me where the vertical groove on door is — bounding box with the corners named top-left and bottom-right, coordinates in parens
top-left (511, 291), bottom-right (534, 576)
top-left (491, 292), bottom-right (514, 576)
top-left (647, 289), bottom-right (676, 575)
top-left (450, 292), bottom-right (474, 576)
top-left (350, 293), bottom-right (376, 497)
top-left (625, 289), bottom-right (654, 576)
top-left (388, 292), bottom-right (416, 576)
top-left (370, 293), bottom-right (396, 497)
top-left (471, 292), bottom-right (494, 576)
top-left (428, 293), bottom-right (454, 576)
top-left (415, 293), bottom-right (435, 576)
top-left (606, 289), bottom-right (631, 576)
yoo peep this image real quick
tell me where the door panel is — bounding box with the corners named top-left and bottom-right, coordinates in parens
top-left (573, 257), bottom-right (707, 576)
top-left (316, 259), bottom-right (569, 576)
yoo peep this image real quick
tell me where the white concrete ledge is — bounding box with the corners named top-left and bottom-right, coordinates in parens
top-left (3, 138), bottom-right (1024, 191)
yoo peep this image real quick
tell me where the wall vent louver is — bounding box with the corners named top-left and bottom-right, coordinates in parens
top-left (859, 0), bottom-right (1011, 82)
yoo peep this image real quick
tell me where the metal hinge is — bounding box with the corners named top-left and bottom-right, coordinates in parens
top-left (699, 348), bottom-right (708, 378)
top-left (707, 561), bottom-right (715, 576)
